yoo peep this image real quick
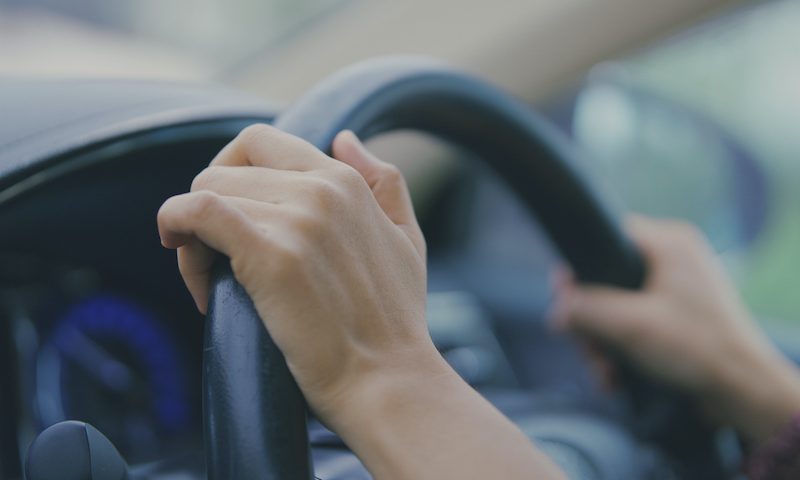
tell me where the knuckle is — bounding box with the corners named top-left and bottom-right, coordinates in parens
top-left (308, 176), bottom-right (342, 207)
top-left (379, 163), bottom-right (404, 185)
top-left (291, 209), bottom-right (324, 238)
top-left (190, 167), bottom-right (219, 192)
top-left (187, 190), bottom-right (225, 221)
top-left (331, 164), bottom-right (364, 188)
top-left (156, 197), bottom-right (178, 227)
top-left (237, 123), bottom-right (272, 145)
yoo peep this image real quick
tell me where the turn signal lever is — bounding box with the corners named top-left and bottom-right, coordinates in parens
top-left (25, 421), bottom-right (130, 480)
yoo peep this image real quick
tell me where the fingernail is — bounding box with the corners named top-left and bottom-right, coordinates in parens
top-left (338, 129), bottom-right (358, 144)
top-left (347, 130), bottom-right (368, 152)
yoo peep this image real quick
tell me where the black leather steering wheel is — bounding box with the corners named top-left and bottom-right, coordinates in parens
top-left (203, 57), bottom-right (725, 480)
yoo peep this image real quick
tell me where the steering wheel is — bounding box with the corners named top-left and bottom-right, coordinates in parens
top-left (205, 57), bottom-right (727, 479)
top-left (25, 57), bottom-right (726, 480)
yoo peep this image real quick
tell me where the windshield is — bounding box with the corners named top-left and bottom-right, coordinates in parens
top-left (569, 0), bottom-right (800, 327)
top-left (0, 0), bottom-right (345, 80)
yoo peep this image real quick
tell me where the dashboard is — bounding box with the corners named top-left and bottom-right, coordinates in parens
top-left (0, 114), bottom-right (581, 477)
top-left (0, 127), bottom-right (237, 470)
top-left (4, 63), bottom-right (800, 478)
top-left (0, 79), bottom-right (619, 479)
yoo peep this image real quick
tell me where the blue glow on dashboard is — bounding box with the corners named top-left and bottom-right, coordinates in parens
top-left (51, 295), bottom-right (189, 431)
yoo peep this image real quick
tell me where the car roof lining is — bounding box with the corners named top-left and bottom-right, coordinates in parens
top-left (230, 0), bottom-right (740, 104)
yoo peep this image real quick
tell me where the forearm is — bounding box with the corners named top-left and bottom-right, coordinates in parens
top-left (735, 350), bottom-right (800, 480)
top-left (327, 352), bottom-right (565, 480)
top-left (710, 337), bottom-right (800, 444)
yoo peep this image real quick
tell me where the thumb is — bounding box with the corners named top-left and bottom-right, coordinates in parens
top-left (552, 284), bottom-right (655, 348)
top-left (332, 130), bottom-right (423, 248)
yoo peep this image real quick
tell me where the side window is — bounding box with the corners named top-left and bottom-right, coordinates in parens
top-left (566, 0), bottom-right (800, 327)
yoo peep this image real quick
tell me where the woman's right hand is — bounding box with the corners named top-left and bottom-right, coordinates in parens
top-left (551, 216), bottom-right (800, 443)
top-left (158, 126), bottom-right (565, 480)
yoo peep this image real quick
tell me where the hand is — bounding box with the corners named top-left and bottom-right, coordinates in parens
top-left (158, 125), bottom-right (565, 479)
top-left (157, 125), bottom-right (435, 424)
top-left (551, 216), bottom-right (800, 443)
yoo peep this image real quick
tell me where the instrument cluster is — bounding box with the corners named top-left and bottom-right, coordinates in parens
top-left (2, 260), bottom-right (204, 465)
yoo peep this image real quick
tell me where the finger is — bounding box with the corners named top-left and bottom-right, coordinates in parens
top-left (331, 130), bottom-right (418, 228)
top-left (626, 215), bottom-right (707, 262)
top-left (211, 124), bottom-right (329, 171)
top-left (175, 198), bottom-right (287, 313)
top-left (191, 165), bottom-right (303, 202)
top-left (579, 340), bottom-right (618, 392)
top-left (158, 191), bottom-right (254, 251)
top-left (619, 215), bottom-right (669, 275)
top-left (157, 191), bottom-right (267, 312)
top-left (546, 268), bottom-right (579, 329)
top-left (176, 239), bottom-right (215, 314)
top-left (548, 265), bottom-right (573, 293)
top-left (554, 285), bottom-right (656, 348)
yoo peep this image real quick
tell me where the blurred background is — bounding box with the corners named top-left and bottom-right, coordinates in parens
top-left (1, 0), bottom-right (798, 328)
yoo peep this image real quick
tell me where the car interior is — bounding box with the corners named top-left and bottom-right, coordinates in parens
top-left (2, 0), bottom-right (800, 479)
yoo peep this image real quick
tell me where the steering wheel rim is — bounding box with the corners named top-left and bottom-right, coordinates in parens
top-left (277, 57), bottom-right (645, 287)
top-left (204, 56), bottom-right (723, 480)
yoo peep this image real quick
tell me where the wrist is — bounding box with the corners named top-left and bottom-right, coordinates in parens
top-left (711, 341), bottom-right (800, 443)
top-left (316, 341), bottom-right (567, 480)
top-left (320, 341), bottom-right (458, 432)
top-left (322, 347), bottom-right (472, 473)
